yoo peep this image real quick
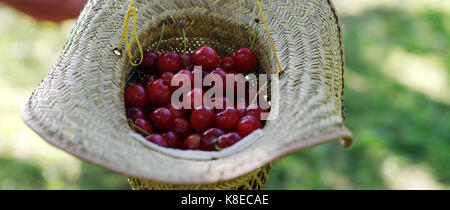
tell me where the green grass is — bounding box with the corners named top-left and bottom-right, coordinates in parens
top-left (266, 7), bottom-right (450, 189)
top-left (0, 2), bottom-right (449, 189)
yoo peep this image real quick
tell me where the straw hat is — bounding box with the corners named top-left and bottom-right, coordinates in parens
top-left (22, 0), bottom-right (353, 187)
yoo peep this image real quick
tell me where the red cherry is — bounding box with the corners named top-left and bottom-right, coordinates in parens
top-left (201, 128), bottom-right (225, 151)
top-left (157, 52), bottom-right (183, 73)
top-left (220, 55), bottom-right (235, 72)
top-left (183, 133), bottom-right (202, 150)
top-left (190, 106), bottom-right (216, 132)
top-left (166, 104), bottom-right (187, 119)
top-left (184, 88), bottom-right (205, 110)
top-left (141, 74), bottom-right (156, 89)
top-left (133, 118), bottom-right (152, 136)
top-left (245, 104), bottom-right (266, 121)
top-left (229, 73), bottom-right (247, 96)
top-left (237, 109), bottom-right (246, 117)
top-left (163, 131), bottom-right (182, 149)
top-left (211, 67), bottom-right (227, 79)
top-left (191, 68), bottom-right (209, 90)
top-left (145, 134), bottom-right (168, 147)
top-left (237, 115), bottom-right (262, 137)
top-left (172, 118), bottom-right (192, 139)
top-left (192, 69), bottom-right (209, 82)
top-left (125, 84), bottom-right (148, 107)
top-left (172, 69), bottom-right (194, 89)
top-left (148, 79), bottom-right (172, 106)
top-left (210, 97), bottom-right (228, 113)
top-left (216, 108), bottom-right (241, 132)
top-left (178, 53), bottom-right (193, 67)
top-left (141, 51), bottom-right (158, 74)
top-left (210, 67), bottom-right (228, 91)
top-left (149, 107), bottom-right (174, 131)
top-left (126, 107), bottom-right (145, 121)
top-left (161, 72), bottom-right (174, 86)
top-left (218, 132), bottom-right (241, 149)
top-left (192, 46), bottom-right (219, 71)
top-left (234, 47), bottom-right (257, 73)
top-left (186, 65), bottom-right (195, 71)
top-left (236, 101), bottom-right (247, 117)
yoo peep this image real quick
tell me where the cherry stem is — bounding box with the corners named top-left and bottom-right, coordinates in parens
top-left (128, 119), bottom-right (151, 136)
top-left (154, 20), bottom-right (166, 52)
top-left (179, 20), bottom-right (187, 67)
top-left (250, 19), bottom-right (260, 50)
top-left (213, 139), bottom-right (223, 151)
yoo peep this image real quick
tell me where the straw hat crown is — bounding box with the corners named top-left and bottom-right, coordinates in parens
top-left (22, 0), bottom-right (353, 184)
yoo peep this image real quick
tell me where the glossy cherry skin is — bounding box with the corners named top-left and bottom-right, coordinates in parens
top-left (184, 88), bottom-right (205, 110)
top-left (210, 67), bottom-right (228, 92)
top-left (125, 84), bottom-right (148, 107)
top-left (192, 46), bottom-right (219, 71)
top-left (172, 118), bottom-right (192, 139)
top-left (157, 52), bottom-right (183, 73)
top-left (183, 133), bottom-right (202, 150)
top-left (219, 55), bottom-right (235, 72)
top-left (201, 128), bottom-right (225, 151)
top-left (149, 107), bottom-right (174, 131)
top-left (234, 47), bottom-right (257, 73)
top-left (161, 72), bottom-right (174, 86)
top-left (141, 51), bottom-right (158, 74)
top-left (166, 104), bottom-right (188, 119)
top-left (245, 104), bottom-right (266, 121)
top-left (172, 69), bottom-right (194, 89)
top-left (145, 134), bottom-right (168, 148)
top-left (163, 131), bottom-right (182, 149)
top-left (126, 107), bottom-right (145, 121)
top-left (178, 53), bottom-right (193, 68)
top-left (148, 79), bottom-right (172, 106)
top-left (217, 132), bottom-right (241, 149)
top-left (237, 115), bottom-right (262, 137)
top-left (216, 108), bottom-right (241, 132)
top-left (190, 106), bottom-right (216, 132)
top-left (133, 118), bottom-right (152, 136)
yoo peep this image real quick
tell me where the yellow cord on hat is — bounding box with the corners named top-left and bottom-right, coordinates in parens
top-left (116, 0), bottom-right (277, 70)
top-left (117, 0), bottom-right (143, 66)
top-left (256, 0), bottom-right (283, 74)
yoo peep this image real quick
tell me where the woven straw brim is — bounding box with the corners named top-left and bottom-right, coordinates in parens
top-left (22, 0), bottom-right (353, 185)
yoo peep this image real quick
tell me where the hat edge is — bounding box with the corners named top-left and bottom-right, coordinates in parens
top-left (22, 95), bottom-right (353, 185)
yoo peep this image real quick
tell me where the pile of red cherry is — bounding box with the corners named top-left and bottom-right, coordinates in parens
top-left (124, 45), bottom-right (269, 151)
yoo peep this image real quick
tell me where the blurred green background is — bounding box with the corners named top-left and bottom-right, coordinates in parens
top-left (0, 0), bottom-right (449, 189)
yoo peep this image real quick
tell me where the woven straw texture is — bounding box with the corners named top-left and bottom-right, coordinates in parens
top-left (22, 0), bottom-right (353, 188)
top-left (129, 163), bottom-right (272, 190)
